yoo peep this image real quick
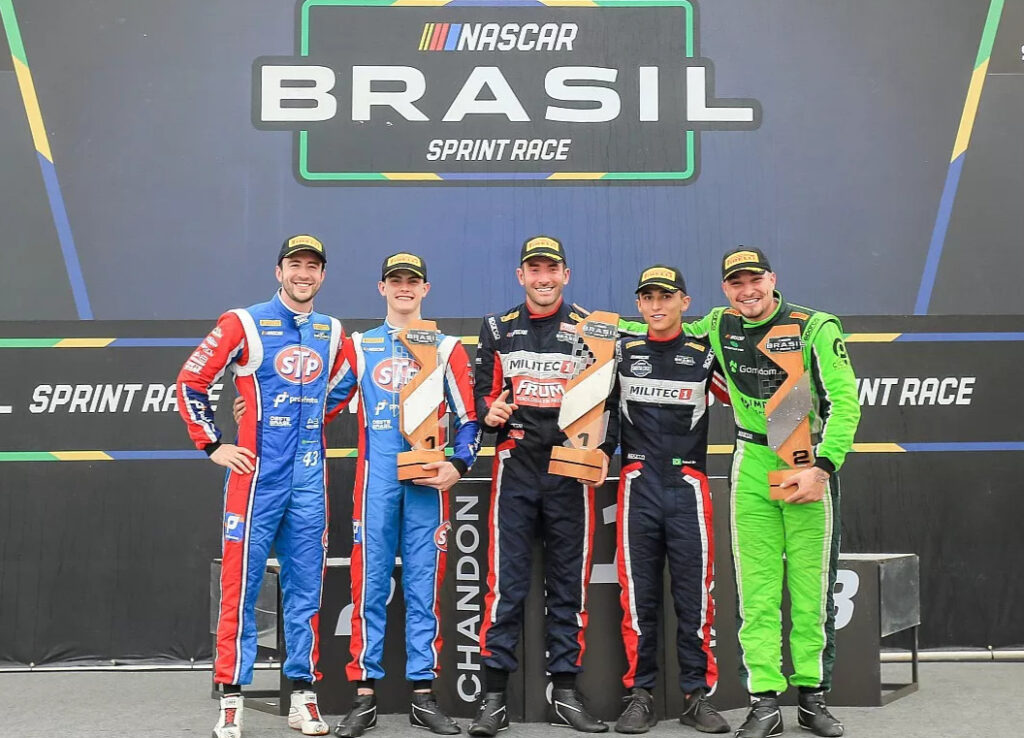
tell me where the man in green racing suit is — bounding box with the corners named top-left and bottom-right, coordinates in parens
top-left (625, 247), bottom-right (859, 738)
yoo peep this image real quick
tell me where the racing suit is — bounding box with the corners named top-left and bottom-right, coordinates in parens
top-left (474, 299), bottom-right (617, 676)
top-left (324, 322), bottom-right (480, 682)
top-left (683, 292), bottom-right (860, 694)
top-left (610, 328), bottom-right (730, 694)
top-left (177, 291), bottom-right (345, 686)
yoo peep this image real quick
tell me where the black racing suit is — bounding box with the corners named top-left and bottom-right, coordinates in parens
top-left (473, 299), bottom-right (617, 676)
top-left (610, 328), bottom-right (729, 694)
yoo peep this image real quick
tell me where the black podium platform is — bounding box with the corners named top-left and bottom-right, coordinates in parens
top-left (210, 478), bottom-right (919, 719)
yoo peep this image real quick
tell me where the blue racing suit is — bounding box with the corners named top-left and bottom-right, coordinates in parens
top-left (325, 322), bottom-right (480, 682)
top-left (177, 291), bottom-right (345, 686)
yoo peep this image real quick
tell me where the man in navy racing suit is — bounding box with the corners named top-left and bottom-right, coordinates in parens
top-left (609, 266), bottom-right (731, 735)
top-left (470, 236), bottom-right (615, 736)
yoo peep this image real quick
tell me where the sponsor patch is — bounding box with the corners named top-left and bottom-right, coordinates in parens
top-left (363, 336), bottom-right (385, 343)
top-left (260, 319), bottom-right (282, 327)
top-left (625, 339), bottom-right (645, 349)
top-left (274, 345), bottom-right (325, 383)
top-left (314, 330), bottom-right (330, 340)
top-left (313, 323), bottom-right (330, 331)
top-left (269, 415), bottom-right (291, 427)
top-left (352, 520), bottom-right (363, 545)
top-left (674, 355), bottom-right (696, 366)
top-left (789, 311), bottom-right (809, 321)
top-left (261, 330), bottom-right (284, 336)
top-left (500, 310), bottom-right (520, 323)
top-left (371, 357), bottom-right (421, 391)
top-left (371, 418), bottom-right (393, 431)
top-left (764, 336), bottom-right (802, 354)
top-left (224, 513), bottom-right (246, 543)
top-left (434, 521), bottom-right (452, 551)
top-left (685, 341), bottom-right (707, 352)
top-left (630, 358), bottom-right (653, 377)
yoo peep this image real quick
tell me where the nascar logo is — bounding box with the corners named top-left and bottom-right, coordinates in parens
top-left (418, 22), bottom-right (578, 52)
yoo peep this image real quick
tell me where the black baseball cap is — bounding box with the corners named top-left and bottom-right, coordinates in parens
top-left (381, 252), bottom-right (428, 281)
top-left (636, 264), bottom-right (687, 294)
top-left (520, 235), bottom-right (566, 265)
top-left (721, 246), bottom-right (772, 280)
top-left (278, 234), bottom-right (327, 264)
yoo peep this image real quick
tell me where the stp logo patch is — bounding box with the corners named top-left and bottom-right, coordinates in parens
top-left (434, 521), bottom-right (452, 552)
top-left (224, 513), bottom-right (246, 542)
top-left (372, 357), bottom-right (421, 392)
top-left (274, 345), bottom-right (324, 384)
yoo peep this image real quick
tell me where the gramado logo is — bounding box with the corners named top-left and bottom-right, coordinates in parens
top-left (252, 0), bottom-right (761, 184)
top-left (372, 357), bottom-right (421, 392)
top-left (274, 345), bottom-right (325, 384)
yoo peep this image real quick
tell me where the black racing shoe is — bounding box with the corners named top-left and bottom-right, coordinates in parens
top-left (614, 687), bottom-right (657, 734)
top-left (734, 695), bottom-right (783, 738)
top-left (797, 691), bottom-right (844, 737)
top-left (334, 693), bottom-right (377, 738)
top-left (410, 691), bottom-right (462, 735)
top-left (550, 688), bottom-right (609, 733)
top-left (467, 692), bottom-right (509, 736)
top-left (679, 688), bottom-right (729, 734)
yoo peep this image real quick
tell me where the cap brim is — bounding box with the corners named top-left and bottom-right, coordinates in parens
top-left (521, 251), bottom-right (564, 263)
top-left (382, 266), bottom-right (426, 279)
top-left (280, 246), bottom-right (326, 262)
top-left (722, 266), bottom-right (766, 279)
top-left (636, 281), bottom-right (681, 293)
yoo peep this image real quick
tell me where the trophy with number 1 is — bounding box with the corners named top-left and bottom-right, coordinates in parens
top-left (548, 310), bottom-right (620, 485)
top-left (396, 319), bottom-right (446, 481)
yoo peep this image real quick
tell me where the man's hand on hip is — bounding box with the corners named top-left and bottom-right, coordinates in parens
top-left (210, 444), bottom-right (257, 475)
top-left (232, 396), bottom-right (247, 424)
top-left (781, 466), bottom-right (830, 504)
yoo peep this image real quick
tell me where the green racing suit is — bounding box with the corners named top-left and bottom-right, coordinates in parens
top-left (623, 292), bottom-right (859, 693)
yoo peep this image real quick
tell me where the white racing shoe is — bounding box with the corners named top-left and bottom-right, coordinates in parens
top-left (213, 694), bottom-right (244, 738)
top-left (289, 690), bottom-right (330, 736)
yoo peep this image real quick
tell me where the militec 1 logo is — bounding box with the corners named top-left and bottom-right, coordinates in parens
top-left (253, 0), bottom-right (761, 185)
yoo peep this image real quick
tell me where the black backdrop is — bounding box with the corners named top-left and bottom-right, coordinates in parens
top-left (0, 315), bottom-right (1021, 665)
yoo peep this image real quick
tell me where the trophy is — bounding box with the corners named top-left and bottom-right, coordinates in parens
top-left (758, 324), bottom-right (815, 500)
top-left (549, 310), bottom-right (620, 485)
top-left (396, 319), bottom-right (446, 481)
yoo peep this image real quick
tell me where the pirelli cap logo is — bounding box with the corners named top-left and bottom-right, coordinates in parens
top-left (641, 267), bottom-right (677, 282)
top-left (253, 0), bottom-right (761, 185)
top-left (723, 250), bottom-right (760, 270)
top-left (287, 235), bottom-right (323, 252)
top-left (387, 253), bottom-right (423, 268)
top-left (526, 237), bottom-right (560, 253)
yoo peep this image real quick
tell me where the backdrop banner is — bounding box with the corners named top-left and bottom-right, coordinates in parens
top-left (0, 316), bottom-right (1020, 667)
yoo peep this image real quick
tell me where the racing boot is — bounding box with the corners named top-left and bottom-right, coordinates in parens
top-left (410, 691), bottom-right (461, 734)
top-left (334, 693), bottom-right (377, 738)
top-left (614, 687), bottom-right (657, 734)
top-left (797, 691), bottom-right (844, 737)
top-left (679, 688), bottom-right (729, 733)
top-left (550, 688), bottom-right (609, 733)
top-left (213, 694), bottom-right (243, 738)
top-left (468, 692), bottom-right (509, 736)
top-left (733, 694), bottom-right (783, 738)
top-left (289, 690), bottom-right (329, 735)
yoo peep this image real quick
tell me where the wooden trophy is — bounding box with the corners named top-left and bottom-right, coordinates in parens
top-left (758, 324), bottom-right (815, 500)
top-left (396, 320), bottom-right (446, 481)
top-left (549, 310), bottom-right (620, 485)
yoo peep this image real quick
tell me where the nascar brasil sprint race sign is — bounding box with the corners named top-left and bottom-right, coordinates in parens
top-left (253, 0), bottom-right (761, 184)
